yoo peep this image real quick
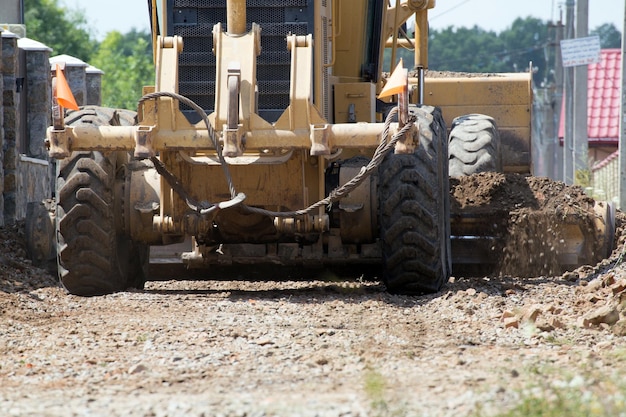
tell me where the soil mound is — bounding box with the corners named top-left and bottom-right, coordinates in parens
top-left (450, 172), bottom-right (622, 278)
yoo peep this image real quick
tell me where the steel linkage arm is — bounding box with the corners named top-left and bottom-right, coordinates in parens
top-left (46, 121), bottom-right (404, 159)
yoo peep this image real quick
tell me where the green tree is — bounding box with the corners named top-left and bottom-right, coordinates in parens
top-left (499, 17), bottom-right (549, 84)
top-left (428, 25), bottom-right (508, 73)
top-left (591, 23), bottom-right (622, 48)
top-left (24, 0), bottom-right (97, 61)
top-left (91, 30), bottom-right (154, 110)
top-left (426, 17), bottom-right (550, 85)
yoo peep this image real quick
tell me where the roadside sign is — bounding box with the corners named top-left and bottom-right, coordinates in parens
top-left (560, 35), bottom-right (601, 67)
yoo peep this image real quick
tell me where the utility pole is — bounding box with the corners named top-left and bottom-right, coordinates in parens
top-left (573, 0), bottom-right (589, 187)
top-left (553, 11), bottom-right (565, 181)
top-left (563, 0), bottom-right (575, 184)
top-left (619, 0), bottom-right (626, 209)
top-left (0, 0), bottom-right (23, 24)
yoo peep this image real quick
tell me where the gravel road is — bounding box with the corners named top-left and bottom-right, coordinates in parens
top-left (3, 173), bottom-right (626, 416)
top-left (3, 257), bottom-right (626, 416)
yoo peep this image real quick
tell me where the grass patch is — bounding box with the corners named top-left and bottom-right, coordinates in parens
top-left (492, 386), bottom-right (626, 417)
top-left (363, 368), bottom-right (407, 417)
top-left (473, 370), bottom-right (626, 417)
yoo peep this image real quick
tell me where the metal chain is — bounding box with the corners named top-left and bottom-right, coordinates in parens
top-left (138, 92), bottom-right (415, 218)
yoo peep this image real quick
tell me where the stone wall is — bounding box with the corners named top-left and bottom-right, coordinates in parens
top-left (17, 38), bottom-right (52, 220)
top-left (0, 32), bottom-right (102, 226)
top-left (1, 31), bottom-right (17, 226)
top-left (0, 32), bottom-right (3, 227)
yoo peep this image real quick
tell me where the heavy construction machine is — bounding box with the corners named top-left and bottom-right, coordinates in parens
top-left (42, 0), bottom-right (613, 296)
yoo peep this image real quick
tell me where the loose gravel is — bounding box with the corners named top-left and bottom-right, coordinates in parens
top-left (3, 172), bottom-right (626, 416)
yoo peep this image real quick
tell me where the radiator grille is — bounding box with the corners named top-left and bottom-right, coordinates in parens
top-left (172, 0), bottom-right (311, 123)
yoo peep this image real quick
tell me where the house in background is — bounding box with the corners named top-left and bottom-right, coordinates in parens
top-left (586, 49), bottom-right (621, 160)
top-left (557, 49), bottom-right (621, 201)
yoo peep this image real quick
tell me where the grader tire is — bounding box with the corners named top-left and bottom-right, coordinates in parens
top-left (57, 107), bottom-right (148, 296)
top-left (64, 106), bottom-right (137, 127)
top-left (379, 105), bottom-right (450, 294)
top-left (448, 114), bottom-right (501, 177)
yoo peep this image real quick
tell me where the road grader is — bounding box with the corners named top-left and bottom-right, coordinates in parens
top-left (39, 0), bottom-right (614, 296)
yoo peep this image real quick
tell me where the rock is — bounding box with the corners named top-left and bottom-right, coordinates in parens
top-left (128, 363), bottom-right (148, 374)
top-left (535, 319), bottom-right (554, 332)
top-left (581, 304), bottom-right (620, 327)
top-left (612, 319), bottom-right (626, 336)
top-left (521, 304), bottom-right (542, 323)
top-left (582, 278), bottom-right (604, 293)
top-left (548, 317), bottom-right (566, 330)
top-left (563, 271), bottom-right (579, 282)
top-left (610, 279), bottom-right (626, 295)
top-left (503, 316), bottom-right (519, 329)
top-left (501, 310), bottom-right (516, 320)
top-left (255, 338), bottom-right (273, 346)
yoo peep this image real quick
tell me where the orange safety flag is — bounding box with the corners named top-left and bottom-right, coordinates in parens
top-left (378, 59), bottom-right (408, 99)
top-left (54, 63), bottom-right (79, 111)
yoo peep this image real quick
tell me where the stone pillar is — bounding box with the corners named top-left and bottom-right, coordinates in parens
top-left (16, 38), bottom-right (53, 220)
top-left (18, 38), bottom-right (52, 158)
top-left (49, 54), bottom-right (87, 106)
top-left (0, 30), bottom-right (4, 205)
top-left (85, 65), bottom-right (103, 106)
top-left (2, 31), bottom-right (19, 226)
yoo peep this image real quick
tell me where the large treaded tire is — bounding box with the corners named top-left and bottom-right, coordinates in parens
top-left (56, 107), bottom-right (148, 296)
top-left (448, 114), bottom-right (501, 177)
top-left (379, 105), bottom-right (450, 294)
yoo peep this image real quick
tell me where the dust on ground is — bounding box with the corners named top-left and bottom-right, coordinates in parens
top-left (2, 173), bottom-right (626, 417)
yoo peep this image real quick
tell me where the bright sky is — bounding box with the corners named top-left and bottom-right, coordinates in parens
top-left (430, 0), bottom-right (623, 32)
top-left (66, 0), bottom-right (623, 40)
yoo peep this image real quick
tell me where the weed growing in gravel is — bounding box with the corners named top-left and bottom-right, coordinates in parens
top-left (492, 385), bottom-right (626, 417)
top-left (363, 368), bottom-right (406, 417)
top-left (364, 369), bottom-right (387, 411)
top-left (473, 370), bottom-right (626, 417)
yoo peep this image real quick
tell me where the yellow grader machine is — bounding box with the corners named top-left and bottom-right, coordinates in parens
top-left (42, 0), bottom-right (614, 296)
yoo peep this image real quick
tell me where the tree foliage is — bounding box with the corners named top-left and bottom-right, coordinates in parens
top-left (387, 17), bottom-right (622, 87)
top-left (91, 30), bottom-right (154, 110)
top-left (428, 25), bottom-right (507, 72)
top-left (24, 0), bottom-right (153, 110)
top-left (428, 17), bottom-right (548, 85)
top-left (24, 0), bottom-right (96, 62)
top-left (591, 23), bottom-right (622, 48)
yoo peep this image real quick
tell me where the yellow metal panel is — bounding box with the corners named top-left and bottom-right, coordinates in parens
top-left (333, 0), bottom-right (368, 79)
top-left (419, 73), bottom-right (533, 173)
top-left (334, 83), bottom-right (376, 123)
top-left (174, 152), bottom-right (308, 212)
top-left (423, 74), bottom-right (532, 106)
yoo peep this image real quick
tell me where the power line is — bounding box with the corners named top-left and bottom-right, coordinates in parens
top-left (430, 0), bottom-right (473, 21)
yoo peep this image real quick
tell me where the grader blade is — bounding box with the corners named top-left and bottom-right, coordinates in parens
top-left (451, 199), bottom-right (615, 278)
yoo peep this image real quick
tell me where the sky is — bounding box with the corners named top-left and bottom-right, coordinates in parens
top-left (66, 0), bottom-right (624, 40)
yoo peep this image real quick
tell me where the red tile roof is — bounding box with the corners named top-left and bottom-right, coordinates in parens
top-left (559, 49), bottom-right (621, 145)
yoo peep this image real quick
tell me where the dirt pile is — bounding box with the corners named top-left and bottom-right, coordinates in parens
top-left (450, 172), bottom-right (621, 278)
top-left (0, 222), bottom-right (56, 295)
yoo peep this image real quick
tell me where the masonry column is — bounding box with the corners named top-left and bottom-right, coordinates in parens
top-left (17, 38), bottom-right (53, 220)
top-left (0, 30), bottom-right (4, 211)
top-left (19, 38), bottom-right (52, 158)
top-left (85, 65), bottom-right (103, 106)
top-left (2, 31), bottom-right (19, 226)
top-left (49, 54), bottom-right (87, 106)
